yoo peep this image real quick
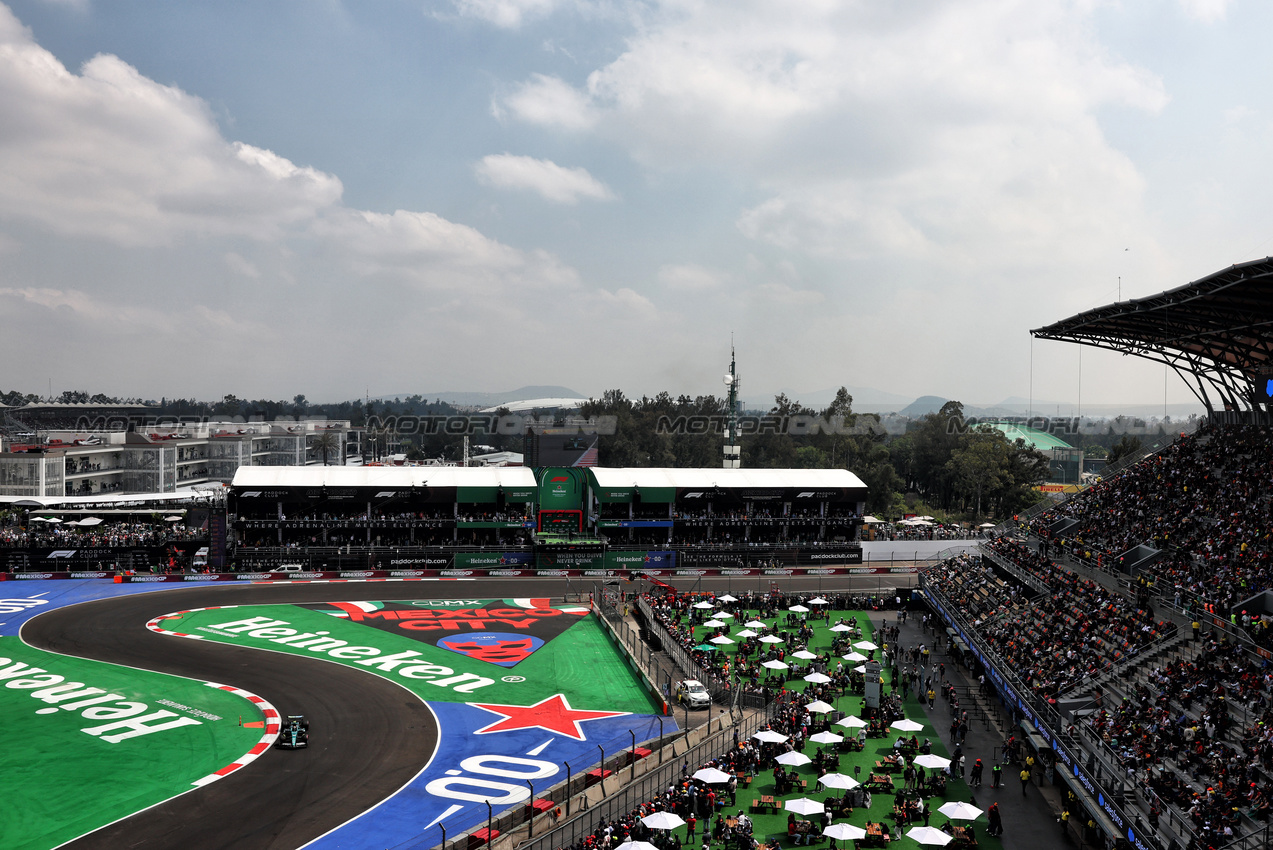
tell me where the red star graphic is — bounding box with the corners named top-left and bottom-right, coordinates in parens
top-left (469, 694), bottom-right (628, 740)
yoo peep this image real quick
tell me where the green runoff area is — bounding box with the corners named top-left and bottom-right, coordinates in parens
top-left (162, 601), bottom-right (664, 713)
top-left (0, 638), bottom-right (266, 850)
top-left (677, 605), bottom-right (997, 849)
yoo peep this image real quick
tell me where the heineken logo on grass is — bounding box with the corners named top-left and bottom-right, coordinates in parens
top-left (0, 657), bottom-right (202, 743)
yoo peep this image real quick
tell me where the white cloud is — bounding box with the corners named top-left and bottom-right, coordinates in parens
top-left (1178, 0), bottom-right (1231, 23)
top-left (657, 263), bottom-right (727, 290)
top-left (0, 5), bottom-right (342, 247)
top-left (223, 252), bottom-right (260, 278)
top-left (501, 74), bottom-right (597, 130)
top-left (501, 1), bottom-right (1167, 275)
top-left (475, 153), bottom-right (614, 203)
top-left (450, 0), bottom-right (563, 28)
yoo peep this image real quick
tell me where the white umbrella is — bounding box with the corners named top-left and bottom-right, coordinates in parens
top-left (718, 594), bottom-right (738, 602)
top-left (789, 605), bottom-right (810, 613)
top-left (736, 629), bottom-right (758, 638)
top-left (853, 640), bottom-right (878, 651)
top-left (78, 517), bottom-right (104, 526)
top-left (704, 619), bottom-right (727, 628)
top-left (914, 754), bottom-right (951, 769)
top-left (835, 716), bottom-right (868, 729)
top-left (829, 624), bottom-right (853, 633)
top-left (694, 601), bottom-right (716, 609)
top-left (710, 636), bottom-right (735, 645)
top-left (822, 824), bottom-right (866, 841)
top-left (745, 620), bottom-right (768, 629)
top-left (890, 719), bottom-right (925, 732)
top-left (842, 651), bottom-right (868, 662)
top-left (753, 730), bottom-right (789, 743)
top-left (810, 731), bottom-right (844, 745)
top-left (641, 812), bottom-right (686, 830)
top-left (714, 612), bottom-right (734, 619)
top-left (817, 773), bottom-right (860, 791)
top-left (762, 659), bottom-right (790, 670)
top-left (164, 515), bottom-right (183, 522)
top-left (804, 672), bottom-right (833, 684)
top-left (783, 798), bottom-right (824, 815)
top-left (808, 597), bottom-right (830, 605)
top-left (792, 650), bottom-right (818, 660)
top-left (853, 665), bottom-right (867, 673)
top-left (775, 751), bottom-right (812, 766)
top-left (803, 699), bottom-right (835, 714)
top-left (760, 635), bottom-right (784, 644)
top-left (938, 801), bottom-right (984, 821)
top-left (692, 768), bottom-right (734, 784)
top-left (616, 841), bottom-right (662, 850)
top-left (906, 826), bottom-right (953, 846)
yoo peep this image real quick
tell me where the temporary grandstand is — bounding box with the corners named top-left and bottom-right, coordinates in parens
top-left (917, 259), bottom-right (1273, 850)
top-left (225, 464), bottom-right (867, 572)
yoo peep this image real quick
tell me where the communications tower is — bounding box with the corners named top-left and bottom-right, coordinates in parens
top-left (722, 346), bottom-right (741, 469)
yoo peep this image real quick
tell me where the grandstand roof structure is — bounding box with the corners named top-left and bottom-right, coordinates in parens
top-left (980, 421), bottom-right (1074, 451)
top-left (1032, 256), bottom-right (1273, 413)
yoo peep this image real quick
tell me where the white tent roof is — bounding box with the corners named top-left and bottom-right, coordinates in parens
top-left (230, 465), bottom-right (536, 489)
top-left (0, 488), bottom-right (220, 509)
top-left (587, 467), bottom-right (866, 490)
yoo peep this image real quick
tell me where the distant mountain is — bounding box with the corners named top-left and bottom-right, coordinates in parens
top-left (376, 386), bottom-right (584, 408)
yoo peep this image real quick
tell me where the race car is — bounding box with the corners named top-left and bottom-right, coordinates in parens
top-left (276, 715), bottom-right (309, 749)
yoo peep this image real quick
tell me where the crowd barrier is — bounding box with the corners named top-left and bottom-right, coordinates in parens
top-left (0, 565), bottom-right (920, 582)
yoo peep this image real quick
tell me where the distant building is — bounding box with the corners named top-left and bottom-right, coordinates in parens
top-left (981, 420), bottom-right (1083, 484)
top-left (0, 418), bottom-right (363, 498)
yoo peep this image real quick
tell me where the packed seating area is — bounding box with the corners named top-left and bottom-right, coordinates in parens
top-left (914, 419), bottom-right (1273, 848)
top-left (1028, 423), bottom-right (1273, 623)
top-left (0, 520), bottom-right (204, 548)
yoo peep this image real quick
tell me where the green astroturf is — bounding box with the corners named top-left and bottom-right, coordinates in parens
top-left (0, 638), bottom-right (266, 850)
top-left (169, 601), bottom-right (663, 713)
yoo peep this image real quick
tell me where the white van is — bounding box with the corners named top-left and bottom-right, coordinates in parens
top-left (270, 564), bottom-right (304, 573)
top-left (191, 547), bottom-right (209, 570)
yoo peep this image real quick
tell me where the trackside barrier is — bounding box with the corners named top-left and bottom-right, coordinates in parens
top-left (0, 566), bottom-right (922, 582)
top-left (592, 591), bottom-right (671, 716)
top-left (500, 707), bottom-right (776, 850)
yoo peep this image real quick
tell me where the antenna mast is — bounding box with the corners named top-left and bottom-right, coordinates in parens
top-left (723, 343), bottom-right (741, 469)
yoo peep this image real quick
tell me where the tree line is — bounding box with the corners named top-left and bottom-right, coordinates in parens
top-left (4, 387), bottom-right (1062, 520)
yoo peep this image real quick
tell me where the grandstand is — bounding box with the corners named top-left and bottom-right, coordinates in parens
top-left (225, 465), bottom-right (867, 572)
top-left (917, 260), bottom-right (1273, 850)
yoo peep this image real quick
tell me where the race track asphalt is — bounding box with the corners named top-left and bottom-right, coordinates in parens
top-left (23, 583), bottom-right (449, 850)
top-left (20, 575), bottom-right (899, 850)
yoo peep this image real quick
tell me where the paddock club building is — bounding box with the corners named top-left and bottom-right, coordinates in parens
top-left (228, 465), bottom-right (868, 577)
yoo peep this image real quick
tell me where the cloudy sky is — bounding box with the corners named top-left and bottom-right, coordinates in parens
top-left (0, 0), bottom-right (1266, 410)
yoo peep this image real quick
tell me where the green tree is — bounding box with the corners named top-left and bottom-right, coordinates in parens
top-left (310, 431), bottom-right (340, 466)
top-left (1106, 434), bottom-right (1142, 466)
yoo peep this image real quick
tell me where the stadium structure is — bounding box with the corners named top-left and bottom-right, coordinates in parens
top-left (913, 258), bottom-right (1273, 850)
top-left (228, 464), bottom-right (868, 574)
